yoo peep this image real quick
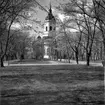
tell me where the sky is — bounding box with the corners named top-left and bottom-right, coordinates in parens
top-left (28, 0), bottom-right (66, 36)
top-left (11, 0), bottom-right (66, 37)
top-left (11, 0), bottom-right (77, 35)
top-left (32, 0), bottom-right (92, 33)
top-left (35, 0), bottom-right (62, 22)
top-left (11, 0), bottom-right (94, 37)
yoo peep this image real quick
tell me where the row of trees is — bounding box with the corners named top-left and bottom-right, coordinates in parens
top-left (30, 0), bottom-right (105, 66)
top-left (53, 0), bottom-right (105, 66)
top-left (0, 0), bottom-right (44, 67)
top-left (6, 30), bottom-right (32, 61)
top-left (0, 0), bottom-right (105, 67)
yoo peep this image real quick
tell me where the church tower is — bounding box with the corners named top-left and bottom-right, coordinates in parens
top-left (43, 2), bottom-right (56, 59)
top-left (43, 3), bottom-right (56, 37)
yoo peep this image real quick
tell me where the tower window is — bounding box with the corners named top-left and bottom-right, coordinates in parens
top-left (54, 27), bottom-right (55, 30)
top-left (50, 26), bottom-right (52, 31)
top-left (46, 27), bottom-right (47, 31)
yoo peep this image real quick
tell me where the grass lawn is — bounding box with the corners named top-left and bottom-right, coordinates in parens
top-left (0, 64), bottom-right (104, 105)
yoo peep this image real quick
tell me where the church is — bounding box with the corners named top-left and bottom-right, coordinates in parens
top-left (33, 3), bottom-right (57, 60)
top-left (43, 3), bottom-right (56, 59)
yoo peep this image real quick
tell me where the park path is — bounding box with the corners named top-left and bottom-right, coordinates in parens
top-left (4, 59), bottom-right (103, 66)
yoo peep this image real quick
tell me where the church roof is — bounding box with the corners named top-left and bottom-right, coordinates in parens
top-left (45, 4), bottom-right (56, 21)
top-left (37, 36), bottom-right (41, 39)
top-left (45, 13), bottom-right (55, 20)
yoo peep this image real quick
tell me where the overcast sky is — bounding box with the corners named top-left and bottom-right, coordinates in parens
top-left (28, 0), bottom-right (77, 36)
top-left (35, 0), bottom-right (63, 22)
top-left (12, 0), bottom-right (63, 35)
top-left (12, 0), bottom-right (93, 35)
top-left (12, 0), bottom-right (77, 34)
top-left (28, 0), bottom-right (62, 35)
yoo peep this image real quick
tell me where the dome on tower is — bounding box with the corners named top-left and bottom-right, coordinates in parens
top-left (37, 36), bottom-right (41, 39)
top-left (45, 3), bottom-right (56, 21)
top-left (45, 13), bottom-right (55, 21)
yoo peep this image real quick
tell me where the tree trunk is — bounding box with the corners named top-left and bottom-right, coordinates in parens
top-left (60, 51), bottom-right (62, 61)
top-left (102, 40), bottom-right (105, 70)
top-left (68, 57), bottom-right (70, 63)
top-left (86, 53), bottom-right (90, 66)
top-left (103, 40), bottom-right (105, 60)
top-left (75, 51), bottom-right (79, 64)
top-left (56, 51), bottom-right (58, 60)
top-left (76, 54), bottom-right (78, 64)
top-left (0, 56), bottom-right (4, 67)
top-left (100, 43), bottom-right (103, 60)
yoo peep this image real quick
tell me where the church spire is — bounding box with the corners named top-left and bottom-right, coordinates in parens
top-left (49, 0), bottom-right (52, 14)
top-left (45, 0), bottom-right (55, 21)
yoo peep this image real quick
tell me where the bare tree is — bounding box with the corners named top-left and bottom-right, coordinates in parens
top-left (58, 0), bottom-right (98, 65)
top-left (92, 0), bottom-right (105, 60)
top-left (0, 0), bottom-right (48, 67)
top-left (0, 0), bottom-right (37, 67)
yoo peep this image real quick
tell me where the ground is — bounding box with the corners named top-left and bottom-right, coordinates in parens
top-left (0, 59), bottom-right (104, 105)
